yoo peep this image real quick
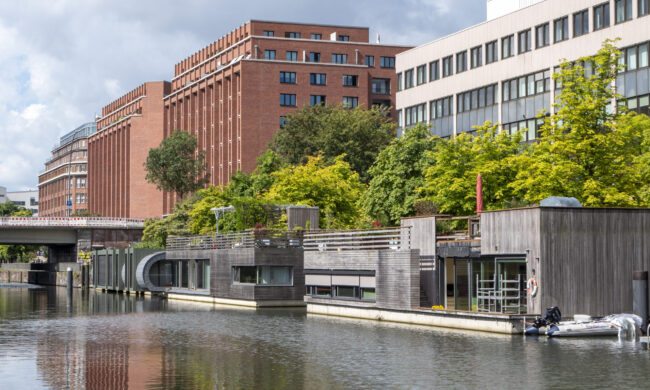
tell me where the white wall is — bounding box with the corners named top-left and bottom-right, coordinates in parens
top-left (487, 0), bottom-right (546, 20)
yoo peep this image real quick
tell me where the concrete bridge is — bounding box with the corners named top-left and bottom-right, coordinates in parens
top-left (0, 217), bottom-right (144, 263)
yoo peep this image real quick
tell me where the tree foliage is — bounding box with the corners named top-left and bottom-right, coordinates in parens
top-left (0, 203), bottom-right (37, 262)
top-left (138, 194), bottom-right (199, 248)
top-left (360, 123), bottom-right (437, 225)
top-left (144, 130), bottom-right (209, 200)
top-left (272, 104), bottom-right (395, 183)
top-left (264, 155), bottom-right (365, 229)
top-left (510, 40), bottom-right (648, 206)
top-left (420, 122), bottom-right (526, 216)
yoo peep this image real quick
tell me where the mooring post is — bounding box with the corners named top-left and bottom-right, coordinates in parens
top-left (633, 270), bottom-right (648, 333)
top-left (67, 267), bottom-right (73, 295)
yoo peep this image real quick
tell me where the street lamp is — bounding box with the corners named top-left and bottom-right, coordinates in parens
top-left (210, 206), bottom-right (235, 233)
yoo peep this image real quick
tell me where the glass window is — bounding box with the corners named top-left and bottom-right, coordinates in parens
top-left (286, 51), bottom-right (297, 61)
top-left (404, 68), bottom-right (414, 88)
top-left (361, 288), bottom-right (376, 300)
top-left (264, 50), bottom-right (276, 60)
top-left (311, 33), bottom-right (322, 40)
top-left (380, 56), bottom-right (395, 68)
top-left (365, 55), bottom-right (374, 67)
top-left (280, 71), bottom-right (296, 84)
top-left (263, 31), bottom-right (274, 37)
top-left (280, 94), bottom-right (296, 106)
top-left (554, 16), bottom-right (569, 42)
top-left (594, 3), bottom-right (610, 31)
top-left (309, 52), bottom-right (320, 62)
top-left (615, 0), bottom-right (633, 23)
top-left (471, 46), bottom-right (482, 68)
top-left (573, 9), bottom-right (589, 37)
top-left (503, 81), bottom-right (510, 102)
top-left (429, 60), bottom-right (440, 81)
top-left (280, 116), bottom-right (288, 128)
top-left (285, 32), bottom-right (301, 38)
top-left (456, 51), bottom-right (467, 73)
top-left (343, 75), bottom-right (358, 87)
top-left (442, 56), bottom-right (453, 77)
top-left (536, 23), bottom-right (549, 48)
top-left (338, 35), bottom-right (350, 41)
top-left (233, 266), bottom-right (257, 283)
top-left (343, 96), bottom-right (358, 108)
top-left (641, 0), bottom-right (649, 16)
top-left (335, 286), bottom-right (358, 298)
top-left (486, 40), bottom-right (498, 64)
top-left (310, 95), bottom-right (326, 106)
top-left (518, 29), bottom-right (531, 53)
top-left (502, 35), bottom-right (514, 59)
top-left (310, 73), bottom-right (326, 85)
top-left (397, 73), bottom-right (402, 91)
top-left (417, 65), bottom-right (427, 85)
top-left (627, 47), bottom-right (638, 70)
top-left (639, 44), bottom-right (649, 68)
top-left (332, 53), bottom-right (347, 64)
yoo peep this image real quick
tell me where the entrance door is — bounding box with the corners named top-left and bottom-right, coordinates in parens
top-left (455, 260), bottom-right (470, 311)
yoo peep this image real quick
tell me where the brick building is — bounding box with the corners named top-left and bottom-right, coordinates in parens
top-left (88, 82), bottom-right (171, 218)
top-left (161, 20), bottom-right (411, 213)
top-left (38, 122), bottom-right (96, 217)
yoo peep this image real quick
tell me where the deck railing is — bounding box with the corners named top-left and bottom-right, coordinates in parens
top-left (166, 230), bottom-right (304, 251)
top-left (303, 226), bottom-right (411, 251)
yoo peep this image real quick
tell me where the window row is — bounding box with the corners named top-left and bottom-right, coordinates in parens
top-left (233, 265), bottom-right (293, 285)
top-left (280, 94), bottom-right (359, 108)
top-left (306, 285), bottom-right (376, 301)
top-left (263, 50), bottom-right (393, 68)
top-left (261, 31), bottom-right (349, 40)
top-left (502, 70), bottom-right (551, 102)
top-left (620, 41), bottom-right (650, 71)
top-left (404, 1), bottom-right (650, 87)
top-left (457, 84), bottom-right (497, 113)
top-left (280, 72), bottom-right (360, 87)
top-left (502, 118), bottom-right (546, 143)
top-left (404, 103), bottom-right (426, 126)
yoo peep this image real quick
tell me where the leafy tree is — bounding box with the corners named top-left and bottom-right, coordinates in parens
top-left (272, 104), bottom-right (396, 182)
top-left (0, 202), bottom-right (25, 216)
top-left (360, 123), bottom-right (437, 225)
top-left (0, 203), bottom-right (37, 262)
top-left (144, 130), bottom-right (209, 201)
top-left (419, 122), bottom-right (526, 216)
top-left (138, 194), bottom-right (199, 248)
top-left (264, 154), bottom-right (365, 229)
top-left (510, 40), bottom-right (648, 206)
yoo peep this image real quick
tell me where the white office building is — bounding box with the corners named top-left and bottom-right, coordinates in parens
top-left (396, 0), bottom-right (650, 139)
top-left (6, 190), bottom-right (39, 216)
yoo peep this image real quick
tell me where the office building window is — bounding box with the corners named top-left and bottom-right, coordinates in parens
top-left (343, 96), bottom-right (358, 108)
top-left (332, 53), bottom-right (347, 64)
top-left (338, 35), bottom-right (350, 41)
top-left (372, 78), bottom-right (390, 94)
top-left (280, 94), bottom-right (296, 106)
top-left (309, 52), bottom-right (320, 62)
top-left (471, 46), bottom-right (482, 68)
top-left (280, 116), bottom-right (288, 128)
top-left (280, 71), bottom-right (296, 84)
top-left (343, 75), bottom-right (358, 87)
top-left (641, 0), bottom-right (649, 16)
top-left (404, 103), bottom-right (426, 126)
top-left (310, 95), bottom-right (326, 106)
top-left (416, 65), bottom-right (427, 85)
top-left (285, 32), bottom-right (301, 38)
top-left (456, 51), bottom-right (467, 73)
top-left (554, 17), bottom-right (569, 42)
top-left (615, 0), bottom-right (633, 23)
top-left (518, 29), bottom-right (531, 53)
top-left (442, 55), bottom-right (453, 77)
top-left (286, 51), bottom-right (297, 61)
top-left (502, 70), bottom-right (550, 102)
top-left (486, 40), bottom-right (498, 64)
top-left (380, 56), bottom-right (395, 68)
top-left (502, 118), bottom-right (545, 142)
top-left (365, 55), bottom-right (374, 67)
top-left (457, 84), bottom-right (497, 113)
top-left (624, 43), bottom-right (649, 71)
top-left (264, 50), bottom-right (276, 60)
top-left (594, 3), bottom-right (610, 30)
top-left (573, 10), bottom-right (589, 37)
top-left (429, 60), bottom-right (440, 81)
top-left (404, 68), bottom-right (414, 89)
top-left (397, 73), bottom-right (403, 91)
top-left (502, 35), bottom-right (514, 59)
top-left (311, 33), bottom-right (322, 40)
top-left (263, 31), bottom-right (274, 37)
top-left (310, 73), bottom-right (327, 85)
top-left (536, 23), bottom-right (549, 48)
top-left (430, 96), bottom-right (453, 120)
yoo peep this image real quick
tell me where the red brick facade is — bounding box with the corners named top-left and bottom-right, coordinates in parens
top-left (88, 82), bottom-right (171, 218)
top-left (162, 20), bottom-right (410, 213)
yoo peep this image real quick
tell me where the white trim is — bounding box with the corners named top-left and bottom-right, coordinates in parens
top-left (37, 171), bottom-right (87, 187)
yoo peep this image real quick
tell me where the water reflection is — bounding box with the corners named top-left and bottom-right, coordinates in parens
top-left (1, 286), bottom-right (650, 389)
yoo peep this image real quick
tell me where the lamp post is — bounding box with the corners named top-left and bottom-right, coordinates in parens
top-left (210, 206), bottom-right (235, 234)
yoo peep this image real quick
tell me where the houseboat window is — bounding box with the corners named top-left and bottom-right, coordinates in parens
top-left (233, 265), bottom-right (293, 285)
top-left (233, 266), bottom-right (257, 284)
top-left (361, 288), bottom-right (376, 300)
top-left (306, 286), bottom-right (332, 297)
top-left (335, 286), bottom-right (358, 298)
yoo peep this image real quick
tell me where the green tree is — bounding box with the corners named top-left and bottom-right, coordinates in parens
top-left (0, 202), bottom-right (25, 216)
top-left (272, 104), bottom-right (395, 182)
top-left (419, 122), bottom-right (526, 216)
top-left (138, 194), bottom-right (199, 248)
top-left (360, 123), bottom-right (437, 225)
top-left (144, 130), bottom-right (209, 201)
top-left (510, 40), bottom-right (648, 206)
top-left (264, 154), bottom-right (365, 229)
top-left (0, 203), bottom-right (37, 262)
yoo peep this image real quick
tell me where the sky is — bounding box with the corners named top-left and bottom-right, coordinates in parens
top-left (0, 0), bottom-right (486, 191)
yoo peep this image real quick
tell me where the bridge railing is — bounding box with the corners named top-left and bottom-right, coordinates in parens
top-left (0, 217), bottom-right (144, 229)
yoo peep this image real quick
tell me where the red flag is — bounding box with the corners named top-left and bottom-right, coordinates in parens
top-left (476, 173), bottom-right (483, 215)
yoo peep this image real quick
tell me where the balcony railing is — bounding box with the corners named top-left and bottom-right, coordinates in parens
top-left (303, 226), bottom-right (411, 251)
top-left (166, 230), bottom-right (304, 251)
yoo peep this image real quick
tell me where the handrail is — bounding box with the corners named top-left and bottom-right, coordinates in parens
top-left (304, 226), bottom-right (410, 251)
top-left (166, 230), bottom-right (304, 251)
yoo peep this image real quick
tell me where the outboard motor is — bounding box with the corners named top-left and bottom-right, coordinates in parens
top-left (525, 306), bottom-right (562, 335)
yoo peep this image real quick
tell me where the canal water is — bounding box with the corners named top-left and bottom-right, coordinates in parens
top-left (0, 286), bottom-right (649, 389)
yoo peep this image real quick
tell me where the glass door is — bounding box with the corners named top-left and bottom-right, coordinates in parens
top-left (454, 260), bottom-right (470, 311)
